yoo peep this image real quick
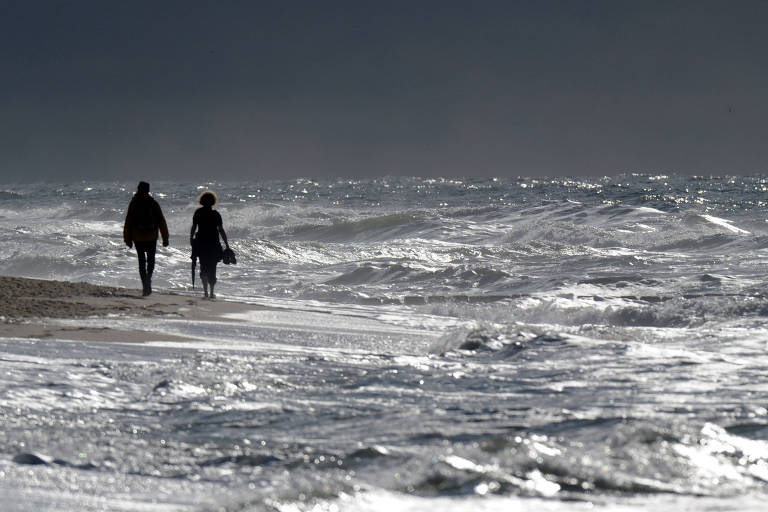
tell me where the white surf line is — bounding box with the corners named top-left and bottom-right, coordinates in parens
top-left (49, 314), bottom-right (434, 357)
top-left (700, 214), bottom-right (750, 234)
top-left (140, 333), bottom-right (410, 358)
top-left (219, 307), bottom-right (442, 337)
top-left (634, 206), bottom-right (666, 214)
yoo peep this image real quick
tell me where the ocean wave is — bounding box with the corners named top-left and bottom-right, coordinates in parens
top-left (430, 325), bottom-right (566, 358)
top-left (500, 220), bottom-right (620, 249)
top-left (385, 420), bottom-right (768, 499)
top-left (577, 274), bottom-right (662, 287)
top-left (288, 212), bottom-right (440, 242)
top-left (0, 190), bottom-right (23, 200)
top-left (324, 262), bottom-right (511, 288)
top-left (693, 214), bottom-right (751, 234)
top-left (444, 205), bottom-right (504, 219)
top-left (650, 233), bottom-right (749, 252)
top-left (0, 254), bottom-right (84, 278)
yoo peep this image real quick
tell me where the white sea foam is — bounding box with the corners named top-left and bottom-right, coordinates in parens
top-left (700, 214), bottom-right (751, 234)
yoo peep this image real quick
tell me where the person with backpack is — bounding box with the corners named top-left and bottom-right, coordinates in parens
top-left (123, 181), bottom-right (169, 296)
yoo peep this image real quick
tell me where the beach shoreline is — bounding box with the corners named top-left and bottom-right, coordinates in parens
top-left (0, 275), bottom-right (252, 342)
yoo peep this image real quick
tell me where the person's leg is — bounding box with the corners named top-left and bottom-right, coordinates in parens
top-left (200, 259), bottom-right (210, 298)
top-left (145, 241), bottom-right (157, 295)
top-left (209, 262), bottom-right (218, 299)
top-left (136, 244), bottom-right (148, 294)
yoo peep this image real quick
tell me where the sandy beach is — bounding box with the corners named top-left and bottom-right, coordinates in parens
top-left (0, 275), bottom-right (252, 342)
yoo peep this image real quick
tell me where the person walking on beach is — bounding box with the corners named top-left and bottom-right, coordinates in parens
top-left (123, 181), bottom-right (169, 296)
top-left (190, 190), bottom-right (229, 299)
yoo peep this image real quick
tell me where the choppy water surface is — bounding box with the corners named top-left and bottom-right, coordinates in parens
top-left (2, 175), bottom-right (768, 510)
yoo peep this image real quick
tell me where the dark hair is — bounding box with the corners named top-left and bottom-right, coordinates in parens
top-left (137, 181), bottom-right (150, 194)
top-left (199, 190), bottom-right (217, 206)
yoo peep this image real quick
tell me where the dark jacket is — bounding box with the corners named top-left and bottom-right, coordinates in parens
top-left (123, 194), bottom-right (169, 245)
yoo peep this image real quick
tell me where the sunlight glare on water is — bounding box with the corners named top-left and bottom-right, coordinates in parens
top-left (2, 175), bottom-right (768, 510)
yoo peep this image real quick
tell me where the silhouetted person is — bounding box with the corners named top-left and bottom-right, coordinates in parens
top-left (123, 181), bottom-right (169, 296)
top-left (190, 190), bottom-right (229, 299)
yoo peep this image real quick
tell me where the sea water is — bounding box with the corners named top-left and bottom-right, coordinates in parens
top-left (1, 175), bottom-right (768, 510)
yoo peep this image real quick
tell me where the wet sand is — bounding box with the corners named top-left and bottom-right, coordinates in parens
top-left (0, 276), bottom-right (252, 342)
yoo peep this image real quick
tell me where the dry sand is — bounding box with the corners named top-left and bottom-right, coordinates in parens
top-left (0, 276), bottom-right (253, 342)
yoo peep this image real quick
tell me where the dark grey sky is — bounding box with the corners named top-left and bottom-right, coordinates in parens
top-left (1, 0), bottom-right (767, 181)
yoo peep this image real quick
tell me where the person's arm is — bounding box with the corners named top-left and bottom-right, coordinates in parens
top-left (123, 203), bottom-right (133, 247)
top-left (156, 202), bottom-right (170, 247)
top-left (216, 211), bottom-right (229, 247)
top-left (190, 213), bottom-right (197, 246)
top-left (218, 224), bottom-right (229, 248)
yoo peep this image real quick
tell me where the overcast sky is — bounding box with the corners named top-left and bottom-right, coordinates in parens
top-left (1, 0), bottom-right (767, 182)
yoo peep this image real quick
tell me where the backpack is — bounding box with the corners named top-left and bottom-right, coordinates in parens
top-left (133, 198), bottom-right (157, 234)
